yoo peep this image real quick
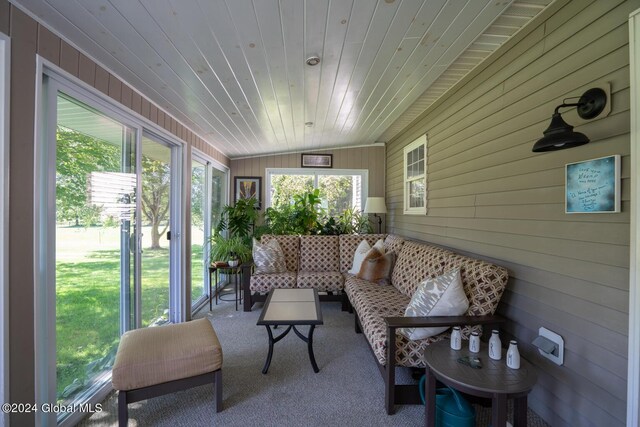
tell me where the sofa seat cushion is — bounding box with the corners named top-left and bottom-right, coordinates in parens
top-left (250, 271), bottom-right (297, 293)
top-left (344, 275), bottom-right (387, 297)
top-left (349, 287), bottom-right (446, 367)
top-left (297, 271), bottom-right (344, 292)
top-left (112, 318), bottom-right (222, 391)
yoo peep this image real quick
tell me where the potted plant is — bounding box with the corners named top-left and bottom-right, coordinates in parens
top-left (209, 235), bottom-right (252, 267)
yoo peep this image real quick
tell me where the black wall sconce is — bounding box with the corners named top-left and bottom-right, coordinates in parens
top-left (532, 87), bottom-right (608, 152)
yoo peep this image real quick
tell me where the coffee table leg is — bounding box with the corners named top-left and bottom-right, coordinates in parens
top-left (425, 367), bottom-right (436, 427)
top-left (292, 325), bottom-right (320, 373)
top-left (514, 396), bottom-right (527, 427)
top-left (492, 393), bottom-right (508, 427)
top-left (262, 325), bottom-right (275, 374)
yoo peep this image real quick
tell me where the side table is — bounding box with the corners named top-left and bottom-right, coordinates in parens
top-left (208, 264), bottom-right (243, 311)
top-left (424, 340), bottom-right (537, 427)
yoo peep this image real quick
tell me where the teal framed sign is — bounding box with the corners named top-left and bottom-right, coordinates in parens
top-left (565, 155), bottom-right (620, 214)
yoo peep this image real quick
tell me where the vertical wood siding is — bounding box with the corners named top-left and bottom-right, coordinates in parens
top-left (229, 145), bottom-right (386, 208)
top-left (386, 1), bottom-right (633, 426)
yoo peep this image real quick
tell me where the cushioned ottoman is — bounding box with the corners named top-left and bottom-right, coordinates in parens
top-left (112, 318), bottom-right (223, 426)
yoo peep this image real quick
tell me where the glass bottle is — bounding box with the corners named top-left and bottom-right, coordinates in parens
top-left (489, 329), bottom-right (502, 360)
top-left (506, 340), bottom-right (521, 369)
top-left (469, 331), bottom-right (480, 353)
top-left (450, 326), bottom-right (462, 350)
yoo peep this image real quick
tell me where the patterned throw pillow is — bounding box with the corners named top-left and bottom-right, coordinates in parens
top-left (356, 248), bottom-right (396, 285)
top-left (253, 238), bottom-right (287, 274)
top-left (399, 269), bottom-right (469, 340)
top-left (349, 239), bottom-right (385, 274)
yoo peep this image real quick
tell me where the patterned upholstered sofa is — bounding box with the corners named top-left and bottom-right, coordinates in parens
top-left (242, 233), bottom-right (387, 311)
top-left (242, 234), bottom-right (509, 414)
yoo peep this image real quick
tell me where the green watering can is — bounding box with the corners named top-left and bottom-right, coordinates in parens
top-left (420, 376), bottom-right (476, 427)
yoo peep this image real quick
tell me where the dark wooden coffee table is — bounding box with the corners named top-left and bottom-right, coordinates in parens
top-left (424, 340), bottom-right (537, 427)
top-left (257, 288), bottom-right (323, 374)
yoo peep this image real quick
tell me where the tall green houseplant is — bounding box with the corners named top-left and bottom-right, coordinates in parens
top-left (210, 197), bottom-right (262, 264)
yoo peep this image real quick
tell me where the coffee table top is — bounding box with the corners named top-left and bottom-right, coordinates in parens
top-left (424, 340), bottom-right (537, 397)
top-left (257, 289), bottom-right (323, 325)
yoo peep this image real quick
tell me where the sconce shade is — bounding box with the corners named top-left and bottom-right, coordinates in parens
top-left (532, 112), bottom-right (589, 152)
top-left (364, 197), bottom-right (387, 214)
top-left (532, 87), bottom-right (606, 153)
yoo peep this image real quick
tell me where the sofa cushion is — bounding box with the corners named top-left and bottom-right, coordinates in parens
top-left (297, 271), bottom-right (344, 292)
top-left (349, 239), bottom-right (385, 274)
top-left (384, 234), bottom-right (405, 254)
top-left (391, 241), bottom-right (453, 297)
top-left (253, 238), bottom-right (287, 274)
top-left (339, 234), bottom-right (386, 273)
top-left (356, 249), bottom-right (395, 285)
top-left (445, 254), bottom-right (509, 317)
top-left (400, 269), bottom-right (469, 340)
top-left (299, 235), bottom-right (340, 272)
top-left (250, 271), bottom-right (297, 293)
top-left (261, 235), bottom-right (300, 272)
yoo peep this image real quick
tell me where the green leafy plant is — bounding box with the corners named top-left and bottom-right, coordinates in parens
top-left (337, 206), bottom-right (373, 234)
top-left (209, 235), bottom-right (252, 264)
top-left (215, 197), bottom-right (261, 246)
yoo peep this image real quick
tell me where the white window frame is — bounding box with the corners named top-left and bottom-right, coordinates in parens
top-left (265, 168), bottom-right (368, 211)
top-left (0, 32), bottom-right (9, 427)
top-left (403, 135), bottom-right (427, 215)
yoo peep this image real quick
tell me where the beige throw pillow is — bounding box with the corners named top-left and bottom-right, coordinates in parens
top-left (400, 269), bottom-right (469, 340)
top-left (356, 248), bottom-right (395, 285)
top-left (349, 239), bottom-right (385, 274)
top-left (252, 238), bottom-right (287, 274)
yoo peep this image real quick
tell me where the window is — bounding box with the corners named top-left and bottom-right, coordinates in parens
top-left (266, 168), bottom-right (368, 214)
top-left (404, 135), bottom-right (427, 214)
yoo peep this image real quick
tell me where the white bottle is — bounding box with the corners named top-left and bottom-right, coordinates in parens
top-left (506, 340), bottom-right (521, 369)
top-left (489, 329), bottom-right (502, 360)
top-left (450, 326), bottom-right (462, 350)
top-left (469, 331), bottom-right (480, 353)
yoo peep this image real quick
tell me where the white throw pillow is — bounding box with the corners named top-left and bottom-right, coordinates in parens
top-left (349, 239), bottom-right (385, 274)
top-left (399, 269), bottom-right (469, 340)
top-left (253, 238), bottom-right (287, 274)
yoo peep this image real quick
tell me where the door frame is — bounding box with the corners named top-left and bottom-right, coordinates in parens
top-left (0, 32), bottom-right (10, 427)
top-left (190, 148), bottom-right (229, 314)
top-left (629, 8), bottom-right (640, 427)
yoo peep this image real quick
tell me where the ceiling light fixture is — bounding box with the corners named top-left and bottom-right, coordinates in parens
top-left (305, 55), bottom-right (321, 66)
top-left (532, 88), bottom-right (607, 152)
top-left (305, 122), bottom-right (314, 127)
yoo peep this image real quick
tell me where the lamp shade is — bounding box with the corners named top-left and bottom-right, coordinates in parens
top-left (364, 197), bottom-right (387, 214)
top-left (532, 112), bottom-right (589, 152)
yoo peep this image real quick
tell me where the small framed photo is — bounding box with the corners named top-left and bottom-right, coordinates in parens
top-left (301, 153), bottom-right (333, 168)
top-left (565, 155), bottom-right (620, 214)
top-left (234, 176), bottom-right (262, 209)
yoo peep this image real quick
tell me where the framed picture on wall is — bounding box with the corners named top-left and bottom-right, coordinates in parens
top-left (565, 155), bottom-right (620, 213)
top-left (301, 153), bottom-right (333, 168)
top-left (234, 176), bottom-right (262, 209)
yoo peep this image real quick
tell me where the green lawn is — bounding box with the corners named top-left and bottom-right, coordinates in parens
top-left (55, 225), bottom-right (206, 400)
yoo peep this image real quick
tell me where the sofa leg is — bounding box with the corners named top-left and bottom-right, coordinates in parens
top-left (385, 326), bottom-right (396, 415)
top-left (341, 294), bottom-right (349, 312)
top-left (355, 313), bottom-right (362, 334)
top-left (118, 390), bottom-right (128, 427)
top-left (214, 369), bottom-right (223, 412)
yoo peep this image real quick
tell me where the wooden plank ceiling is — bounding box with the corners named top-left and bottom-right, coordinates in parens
top-left (13, 0), bottom-right (553, 158)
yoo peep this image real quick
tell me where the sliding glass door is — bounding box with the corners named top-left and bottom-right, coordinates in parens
top-left (39, 76), bottom-right (184, 424)
top-left (191, 155), bottom-right (227, 312)
top-left (55, 93), bottom-right (136, 405)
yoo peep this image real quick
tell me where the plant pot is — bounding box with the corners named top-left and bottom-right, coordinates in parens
top-left (228, 260), bottom-right (239, 268)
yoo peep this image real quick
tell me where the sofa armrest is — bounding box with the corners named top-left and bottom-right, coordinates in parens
top-left (384, 314), bottom-right (506, 330)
